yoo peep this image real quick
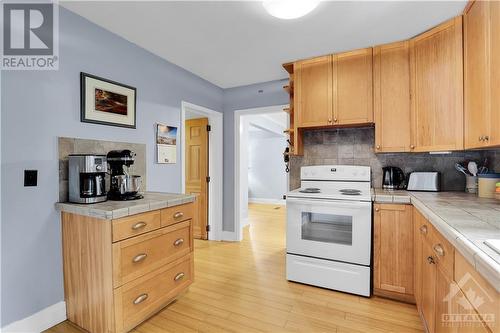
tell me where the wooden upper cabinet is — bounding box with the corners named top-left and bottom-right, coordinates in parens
top-left (491, 1), bottom-right (500, 147)
top-left (334, 48), bottom-right (374, 125)
top-left (464, 0), bottom-right (490, 149)
top-left (410, 17), bottom-right (464, 152)
top-left (295, 55), bottom-right (333, 128)
top-left (374, 41), bottom-right (411, 152)
top-left (373, 204), bottom-right (414, 303)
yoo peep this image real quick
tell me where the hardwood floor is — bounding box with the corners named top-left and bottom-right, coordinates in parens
top-left (46, 203), bottom-right (423, 333)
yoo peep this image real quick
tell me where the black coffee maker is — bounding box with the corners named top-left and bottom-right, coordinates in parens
top-left (382, 166), bottom-right (406, 190)
top-left (107, 150), bottom-right (143, 201)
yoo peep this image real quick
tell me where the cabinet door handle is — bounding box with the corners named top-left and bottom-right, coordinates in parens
top-left (132, 253), bottom-right (147, 263)
top-left (419, 225), bottom-right (427, 235)
top-left (333, 118), bottom-right (338, 123)
top-left (410, 145), bottom-right (415, 149)
top-left (484, 135), bottom-right (489, 141)
top-left (427, 256), bottom-right (435, 264)
top-left (133, 293), bottom-right (148, 305)
top-left (375, 207), bottom-right (380, 212)
top-left (433, 244), bottom-right (445, 257)
top-left (376, 145), bottom-right (381, 150)
top-left (174, 272), bottom-right (185, 281)
top-left (328, 118), bottom-right (332, 123)
top-left (173, 238), bottom-right (184, 247)
top-left (479, 136), bottom-right (484, 142)
top-left (131, 221), bottom-right (147, 230)
top-left (173, 212), bottom-right (184, 219)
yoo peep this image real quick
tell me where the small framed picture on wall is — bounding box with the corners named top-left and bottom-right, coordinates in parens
top-left (156, 123), bottom-right (177, 164)
top-left (80, 72), bottom-right (137, 128)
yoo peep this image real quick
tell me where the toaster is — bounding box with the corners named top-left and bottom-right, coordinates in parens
top-left (407, 172), bottom-right (440, 192)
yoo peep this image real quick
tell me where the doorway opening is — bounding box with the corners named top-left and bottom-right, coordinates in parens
top-left (234, 105), bottom-right (289, 241)
top-left (181, 101), bottom-right (223, 241)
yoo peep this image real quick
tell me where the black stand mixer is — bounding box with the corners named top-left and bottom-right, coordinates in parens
top-left (106, 150), bottom-right (144, 201)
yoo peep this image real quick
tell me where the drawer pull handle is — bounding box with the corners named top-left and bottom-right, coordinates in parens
top-left (132, 253), bottom-right (148, 263)
top-left (174, 272), bottom-right (185, 281)
top-left (427, 256), bottom-right (435, 265)
top-left (173, 212), bottom-right (184, 219)
top-left (419, 225), bottom-right (428, 235)
top-left (133, 293), bottom-right (148, 305)
top-left (433, 244), bottom-right (445, 257)
top-left (132, 222), bottom-right (147, 230)
top-left (173, 238), bottom-right (184, 247)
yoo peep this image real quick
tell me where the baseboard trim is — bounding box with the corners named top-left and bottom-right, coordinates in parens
top-left (248, 198), bottom-right (286, 205)
top-left (2, 301), bottom-right (66, 333)
top-left (221, 230), bottom-right (241, 242)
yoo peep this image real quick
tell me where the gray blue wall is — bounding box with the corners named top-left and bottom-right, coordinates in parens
top-left (222, 80), bottom-right (289, 231)
top-left (1, 8), bottom-right (223, 327)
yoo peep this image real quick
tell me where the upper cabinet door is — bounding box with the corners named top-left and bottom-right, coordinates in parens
top-left (410, 17), bottom-right (464, 152)
top-left (295, 55), bottom-right (333, 128)
top-left (373, 41), bottom-right (411, 153)
top-left (464, 0), bottom-right (491, 149)
top-left (489, 1), bottom-right (500, 147)
top-left (334, 48), bottom-right (373, 125)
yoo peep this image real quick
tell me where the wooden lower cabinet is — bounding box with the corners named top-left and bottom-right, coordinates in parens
top-left (373, 204), bottom-right (414, 302)
top-left (410, 207), bottom-right (496, 333)
top-left (61, 202), bottom-right (195, 333)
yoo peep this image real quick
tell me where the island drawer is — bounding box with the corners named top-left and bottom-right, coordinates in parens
top-left (161, 202), bottom-right (194, 227)
top-left (113, 220), bottom-right (192, 287)
top-left (114, 254), bottom-right (193, 333)
top-left (112, 210), bottom-right (162, 242)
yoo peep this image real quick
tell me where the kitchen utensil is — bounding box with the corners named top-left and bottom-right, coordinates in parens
top-left (455, 163), bottom-right (469, 176)
top-left (468, 161), bottom-right (478, 177)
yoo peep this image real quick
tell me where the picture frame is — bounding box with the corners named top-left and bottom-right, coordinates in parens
top-left (80, 72), bottom-right (137, 128)
top-left (156, 123), bottom-right (177, 164)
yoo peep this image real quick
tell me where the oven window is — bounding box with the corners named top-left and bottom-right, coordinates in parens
top-left (301, 212), bottom-right (353, 245)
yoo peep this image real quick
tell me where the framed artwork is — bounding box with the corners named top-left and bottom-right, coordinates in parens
top-left (156, 123), bottom-right (177, 164)
top-left (80, 72), bottom-right (137, 128)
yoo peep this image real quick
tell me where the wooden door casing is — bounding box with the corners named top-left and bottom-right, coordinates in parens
top-left (295, 55), bottom-right (333, 128)
top-left (334, 48), bottom-right (374, 125)
top-left (374, 41), bottom-right (411, 152)
top-left (185, 118), bottom-right (208, 240)
top-left (410, 17), bottom-right (464, 152)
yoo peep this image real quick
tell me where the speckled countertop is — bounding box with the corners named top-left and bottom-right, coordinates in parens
top-left (55, 192), bottom-right (196, 220)
top-left (373, 189), bottom-right (500, 291)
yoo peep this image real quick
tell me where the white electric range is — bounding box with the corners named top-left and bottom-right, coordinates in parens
top-left (286, 165), bottom-right (372, 296)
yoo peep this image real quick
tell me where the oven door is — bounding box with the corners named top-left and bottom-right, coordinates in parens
top-left (286, 197), bottom-right (372, 266)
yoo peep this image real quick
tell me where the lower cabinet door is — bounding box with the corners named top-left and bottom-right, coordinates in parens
top-left (421, 241), bottom-right (437, 333)
top-left (114, 254), bottom-right (193, 333)
top-left (373, 204), bottom-right (414, 302)
top-left (434, 266), bottom-right (456, 333)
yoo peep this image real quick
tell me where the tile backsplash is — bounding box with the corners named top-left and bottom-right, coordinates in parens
top-left (58, 137), bottom-right (147, 202)
top-left (289, 127), bottom-right (500, 191)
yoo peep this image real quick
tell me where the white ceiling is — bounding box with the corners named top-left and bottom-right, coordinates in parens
top-left (61, 1), bottom-right (467, 88)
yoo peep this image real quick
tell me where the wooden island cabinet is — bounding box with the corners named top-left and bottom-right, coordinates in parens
top-left (59, 199), bottom-right (196, 333)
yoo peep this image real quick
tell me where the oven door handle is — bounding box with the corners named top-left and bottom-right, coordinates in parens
top-left (286, 197), bottom-right (372, 208)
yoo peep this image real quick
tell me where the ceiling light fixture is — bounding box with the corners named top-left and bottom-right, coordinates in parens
top-left (262, 0), bottom-right (319, 20)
